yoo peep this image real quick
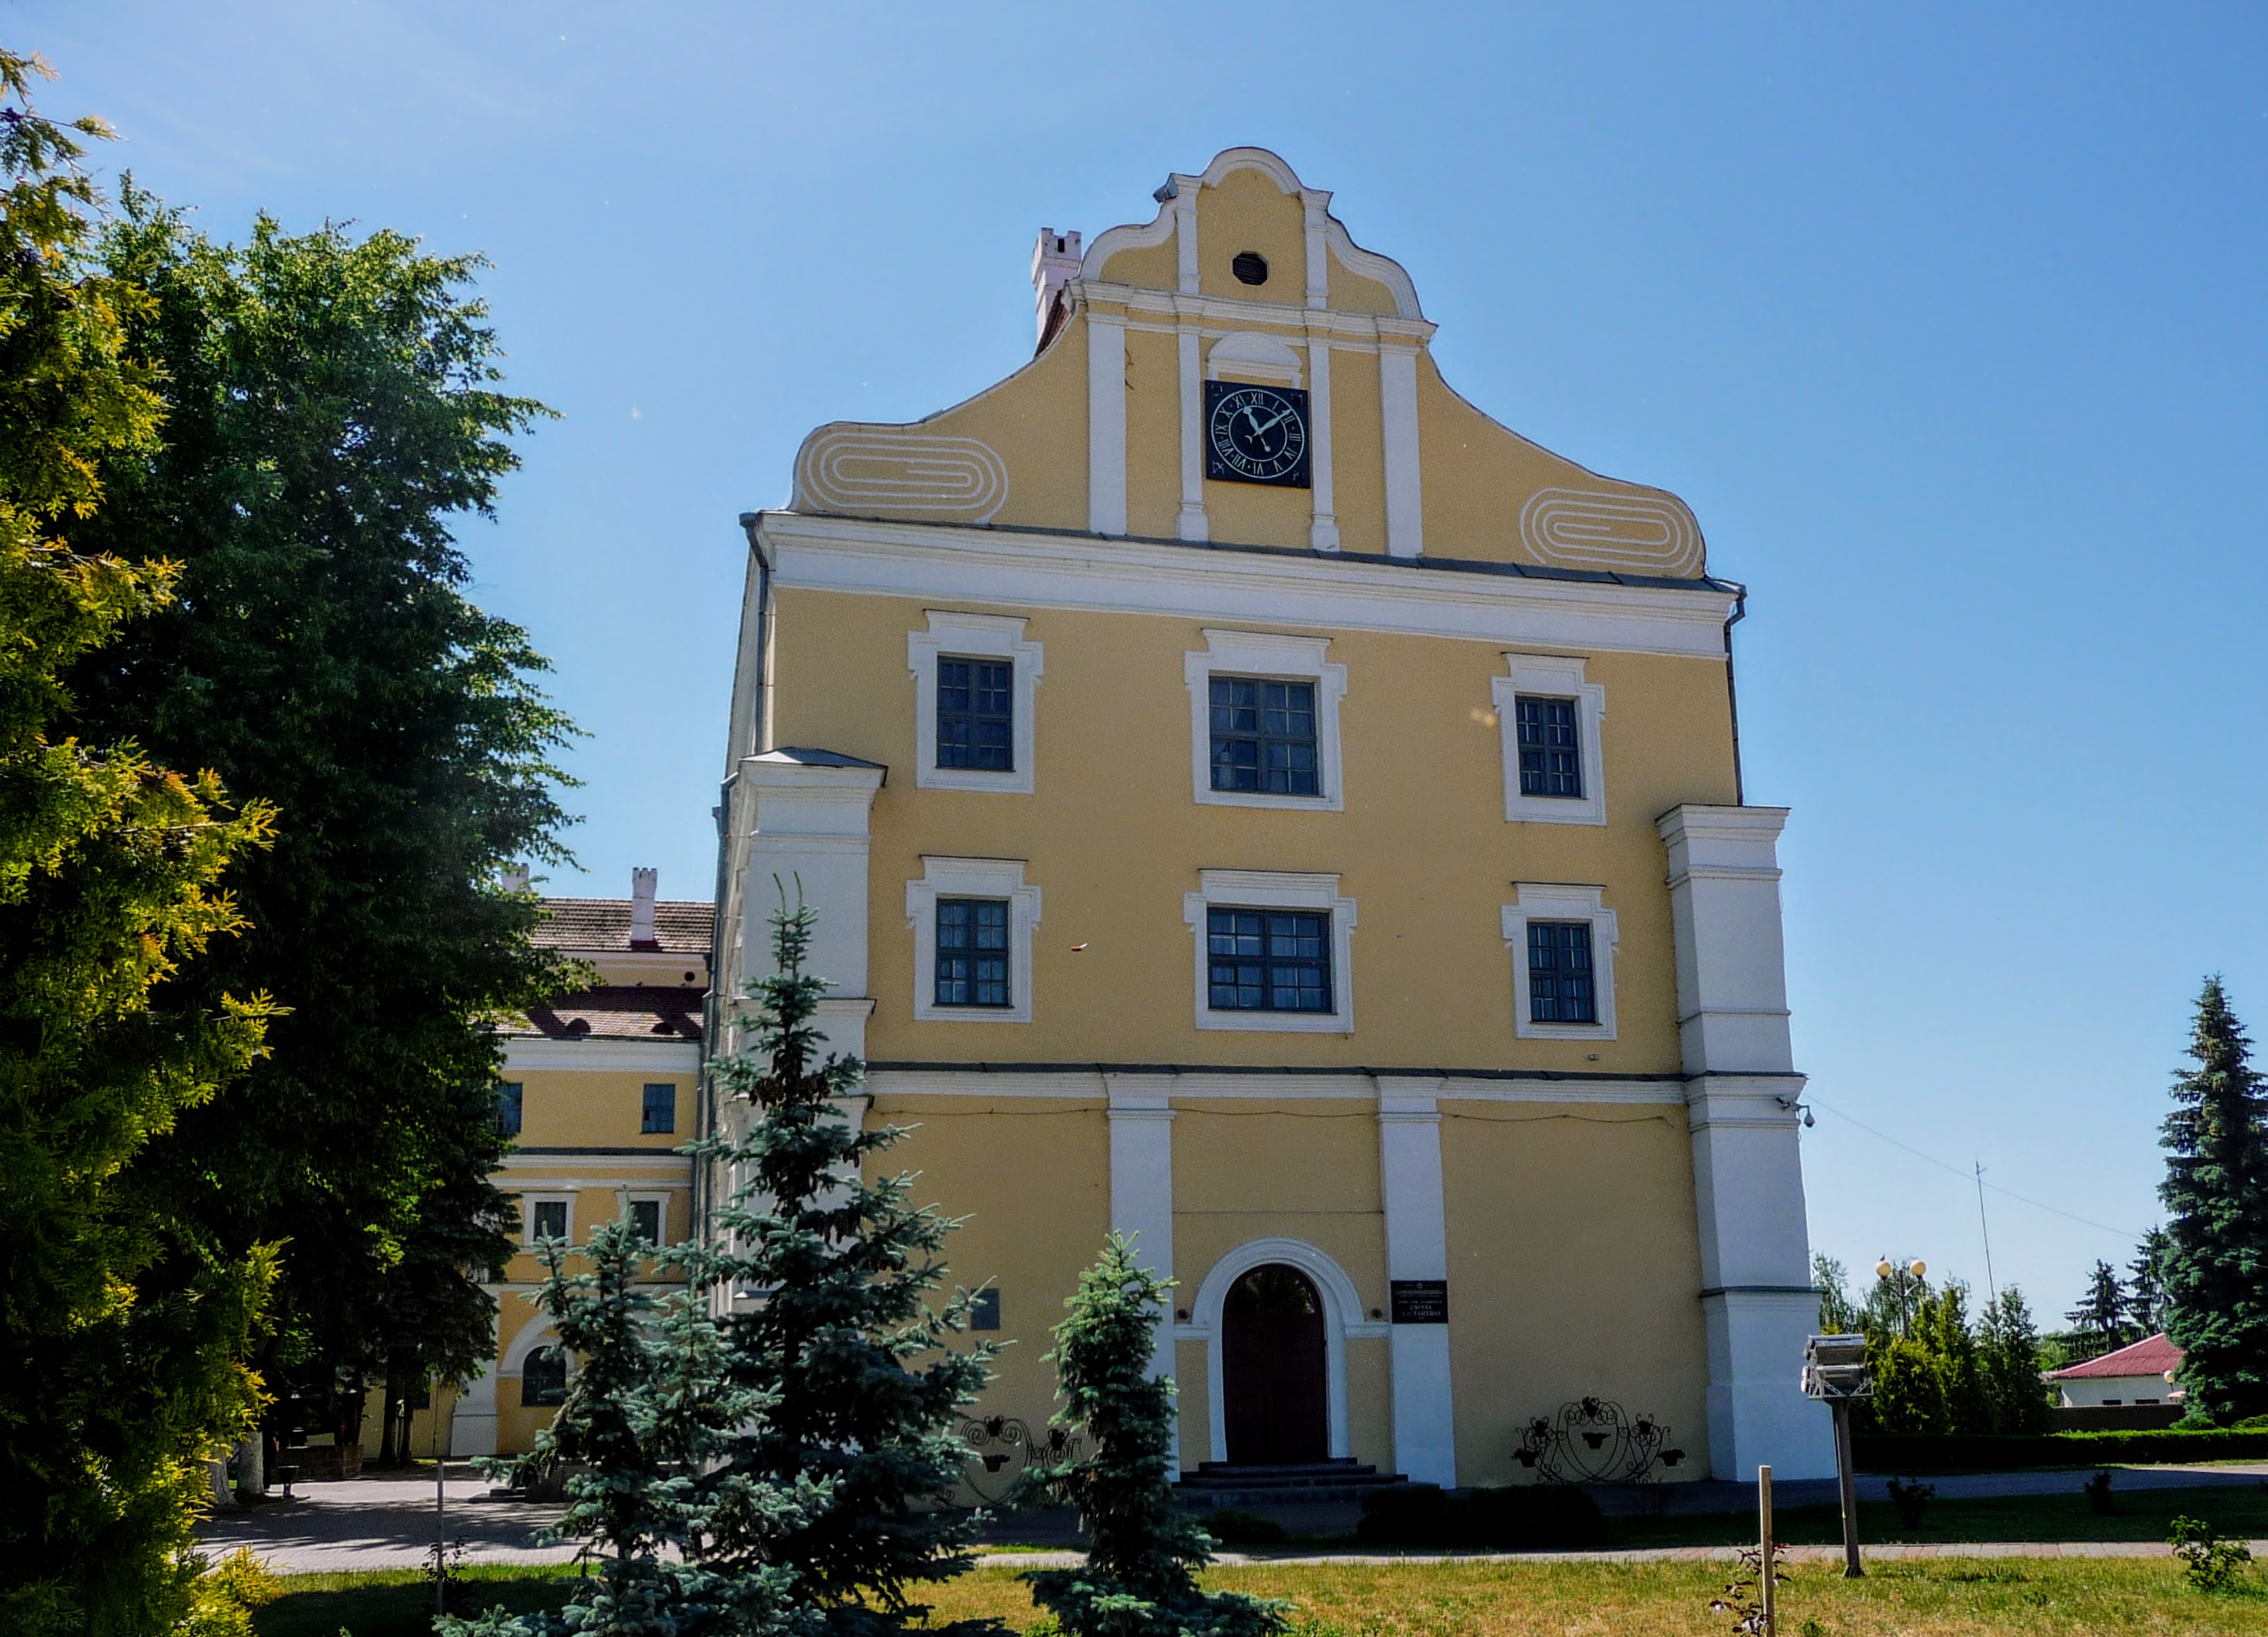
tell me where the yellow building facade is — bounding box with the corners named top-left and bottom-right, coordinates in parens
top-left (712, 147), bottom-right (1831, 1488)
top-left (454, 875), bottom-right (710, 1458)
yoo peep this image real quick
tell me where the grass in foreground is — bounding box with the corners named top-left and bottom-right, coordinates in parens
top-left (259, 1554), bottom-right (2267, 1637)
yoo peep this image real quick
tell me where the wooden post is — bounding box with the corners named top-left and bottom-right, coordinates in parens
top-left (1758, 1463), bottom-right (1776, 1637)
top-left (1832, 1398), bottom-right (1863, 1577)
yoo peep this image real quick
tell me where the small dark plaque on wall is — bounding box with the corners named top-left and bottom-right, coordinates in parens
top-left (1390, 1280), bottom-right (1448, 1324)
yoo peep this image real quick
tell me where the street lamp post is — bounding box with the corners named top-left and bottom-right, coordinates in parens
top-left (1875, 1257), bottom-right (1927, 1338)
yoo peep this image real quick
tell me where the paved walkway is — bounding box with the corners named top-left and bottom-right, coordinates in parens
top-left (198, 1462), bottom-right (2268, 1573)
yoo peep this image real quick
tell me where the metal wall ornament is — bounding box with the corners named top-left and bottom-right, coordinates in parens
top-left (957, 1415), bottom-right (1081, 1505)
top-left (1512, 1397), bottom-right (1686, 1485)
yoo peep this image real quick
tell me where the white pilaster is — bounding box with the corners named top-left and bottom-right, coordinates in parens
top-left (1301, 187), bottom-right (1331, 310)
top-left (1658, 804), bottom-right (1833, 1482)
top-left (1177, 325), bottom-right (1207, 542)
top-left (1107, 1080), bottom-right (1177, 1385)
top-left (1173, 179), bottom-right (1199, 294)
top-left (1088, 314), bottom-right (1127, 536)
top-left (1380, 345), bottom-right (1423, 559)
top-left (1378, 1084), bottom-right (1456, 1487)
top-left (1308, 339), bottom-right (1339, 552)
top-left (737, 750), bottom-right (885, 1061)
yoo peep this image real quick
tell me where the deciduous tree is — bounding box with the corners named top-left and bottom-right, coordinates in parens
top-left (69, 191), bottom-right (573, 1435)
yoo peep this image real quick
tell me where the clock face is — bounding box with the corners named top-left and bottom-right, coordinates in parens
top-left (1205, 380), bottom-right (1311, 487)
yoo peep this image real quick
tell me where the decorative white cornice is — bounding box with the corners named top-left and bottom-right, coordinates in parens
top-left (755, 511), bottom-right (1737, 660)
top-left (503, 1038), bottom-right (705, 1074)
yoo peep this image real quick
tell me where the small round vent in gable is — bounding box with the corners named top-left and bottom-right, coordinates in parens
top-left (1231, 251), bottom-right (1269, 286)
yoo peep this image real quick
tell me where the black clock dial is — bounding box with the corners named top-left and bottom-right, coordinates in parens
top-left (1204, 380), bottom-right (1311, 487)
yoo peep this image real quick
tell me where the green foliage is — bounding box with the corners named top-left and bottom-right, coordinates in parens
top-left (1885, 1477), bottom-right (1936, 1531)
top-left (2170, 1515), bottom-right (2254, 1594)
top-left (2128, 1226), bottom-right (2173, 1336)
top-left (1979, 1287), bottom-right (2053, 1436)
top-left (1812, 1253), bottom-right (1860, 1336)
top-left (2065, 1260), bottom-right (2129, 1349)
top-left (2084, 1470), bottom-right (2115, 1515)
top-left (688, 897), bottom-right (997, 1637)
top-left (1852, 1426), bottom-right (2268, 1470)
top-left (0, 46), bottom-right (280, 1635)
top-left (1353, 1484), bottom-right (1606, 1550)
top-left (180, 1551), bottom-right (281, 1637)
top-left (67, 184), bottom-right (576, 1432)
top-left (1197, 1511), bottom-right (1287, 1547)
top-left (1850, 1267), bottom-right (2050, 1436)
top-left (2156, 978), bottom-right (2268, 1423)
top-left (448, 1220), bottom-right (813, 1637)
top-left (1023, 1234), bottom-right (1292, 1637)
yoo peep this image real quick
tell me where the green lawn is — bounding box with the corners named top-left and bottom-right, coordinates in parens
top-left (254, 1565), bottom-right (580, 1637)
top-left (258, 1555), bottom-right (2268, 1637)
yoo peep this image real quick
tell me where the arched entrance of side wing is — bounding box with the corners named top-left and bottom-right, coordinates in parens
top-left (1221, 1264), bottom-right (1329, 1463)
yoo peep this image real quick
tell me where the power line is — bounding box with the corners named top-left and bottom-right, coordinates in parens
top-left (1806, 1096), bottom-right (2146, 1243)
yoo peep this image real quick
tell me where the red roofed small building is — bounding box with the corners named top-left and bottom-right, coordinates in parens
top-left (2049, 1333), bottom-right (2184, 1409)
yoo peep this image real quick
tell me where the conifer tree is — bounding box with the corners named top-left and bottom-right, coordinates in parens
top-left (689, 899), bottom-right (996, 1637)
top-left (2065, 1260), bottom-right (2128, 1351)
top-left (1929, 1284), bottom-right (1991, 1434)
top-left (1979, 1287), bottom-right (2051, 1435)
top-left (447, 1219), bottom-right (812, 1637)
top-left (2158, 977), bottom-right (2268, 1422)
top-left (1022, 1236), bottom-right (1290, 1637)
top-left (0, 48), bottom-right (278, 1633)
top-left (2127, 1227), bottom-right (2172, 1336)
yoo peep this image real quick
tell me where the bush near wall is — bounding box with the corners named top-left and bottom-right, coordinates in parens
top-left (1855, 1429), bottom-right (2268, 1471)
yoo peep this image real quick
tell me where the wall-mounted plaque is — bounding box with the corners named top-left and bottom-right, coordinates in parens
top-left (1390, 1279), bottom-right (1448, 1324)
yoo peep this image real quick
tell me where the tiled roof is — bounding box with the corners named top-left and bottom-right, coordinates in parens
top-left (2050, 1332), bottom-right (2184, 1380)
top-left (534, 897), bottom-right (714, 954)
top-left (510, 985), bottom-right (706, 1042)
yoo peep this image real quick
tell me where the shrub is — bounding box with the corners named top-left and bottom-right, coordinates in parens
top-left (2083, 1470), bottom-right (2115, 1515)
top-left (2170, 1515), bottom-right (2254, 1593)
top-left (1853, 1428), bottom-right (2268, 1471)
top-left (1885, 1477), bottom-right (1935, 1532)
top-left (1356, 1484), bottom-right (1607, 1550)
top-left (1198, 1511), bottom-right (1288, 1547)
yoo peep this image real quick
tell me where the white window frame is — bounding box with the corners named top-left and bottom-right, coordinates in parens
top-left (522, 1192), bottom-right (576, 1248)
top-left (906, 856), bottom-right (1043, 1025)
top-left (1502, 883), bottom-right (1618, 1040)
top-left (623, 1191), bottom-right (671, 1247)
top-left (1184, 629), bottom-right (1347, 812)
top-left (1183, 868), bottom-right (1356, 1033)
top-left (1492, 653), bottom-right (1606, 826)
top-left (908, 610), bottom-right (1043, 794)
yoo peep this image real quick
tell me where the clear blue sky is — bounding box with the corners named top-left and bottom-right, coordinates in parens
top-left (26, 2), bottom-right (2266, 1326)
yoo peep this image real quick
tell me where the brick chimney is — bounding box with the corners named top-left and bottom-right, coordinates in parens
top-left (1032, 228), bottom-right (1081, 347)
top-left (629, 867), bottom-right (658, 949)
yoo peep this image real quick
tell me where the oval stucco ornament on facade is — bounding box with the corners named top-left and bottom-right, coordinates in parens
top-left (795, 426), bottom-right (1010, 524)
top-left (1519, 487), bottom-right (1705, 577)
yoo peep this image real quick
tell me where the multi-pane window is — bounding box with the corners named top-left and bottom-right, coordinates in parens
top-left (970, 1288), bottom-right (1002, 1332)
top-left (522, 1346), bottom-right (567, 1408)
top-left (1515, 696), bottom-right (1584, 799)
top-left (627, 1198), bottom-right (663, 1245)
top-left (1527, 921), bottom-right (1597, 1025)
top-left (936, 658), bottom-right (1014, 772)
top-left (641, 1082), bottom-right (675, 1135)
top-left (1208, 908), bottom-right (1332, 1013)
top-left (935, 898), bottom-right (1010, 1008)
top-left (493, 1081), bottom-right (523, 1138)
top-left (530, 1199), bottom-right (569, 1243)
top-left (1208, 676), bottom-right (1319, 796)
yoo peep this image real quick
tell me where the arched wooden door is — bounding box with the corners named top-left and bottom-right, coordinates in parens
top-left (1221, 1264), bottom-right (1328, 1464)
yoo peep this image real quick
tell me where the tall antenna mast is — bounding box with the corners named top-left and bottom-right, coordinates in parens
top-left (1974, 1160), bottom-right (1997, 1302)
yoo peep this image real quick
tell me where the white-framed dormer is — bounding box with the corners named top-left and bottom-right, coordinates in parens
top-left (1184, 629), bottom-right (1347, 812)
top-left (906, 856), bottom-right (1043, 1026)
top-left (1492, 653), bottom-right (1606, 826)
top-left (908, 610), bottom-right (1043, 794)
top-left (1502, 883), bottom-right (1620, 1041)
top-left (1183, 868), bottom-right (1356, 1034)
top-left (521, 1192), bottom-right (576, 1249)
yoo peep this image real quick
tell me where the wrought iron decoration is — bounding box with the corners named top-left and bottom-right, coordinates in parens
top-left (957, 1415), bottom-right (1080, 1505)
top-left (1512, 1396), bottom-right (1686, 1485)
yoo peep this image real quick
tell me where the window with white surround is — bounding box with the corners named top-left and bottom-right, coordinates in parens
top-left (524, 1194), bottom-right (574, 1247)
top-left (1184, 630), bottom-right (1346, 810)
top-left (1183, 870), bottom-right (1356, 1033)
top-left (906, 856), bottom-right (1042, 1024)
top-left (1492, 654), bottom-right (1606, 825)
top-left (1502, 884), bottom-right (1618, 1039)
top-left (624, 1192), bottom-right (668, 1247)
top-left (908, 610), bottom-right (1043, 793)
